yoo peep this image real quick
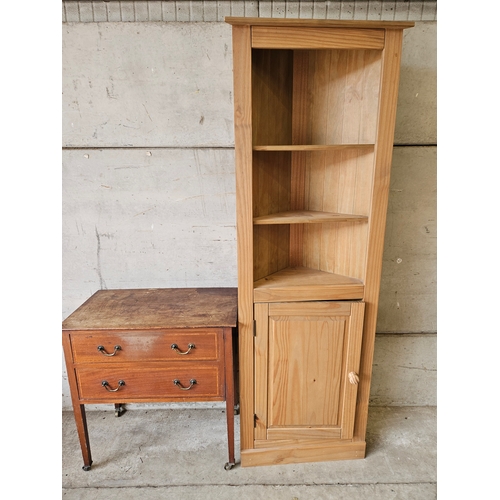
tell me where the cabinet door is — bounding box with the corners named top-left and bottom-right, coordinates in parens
top-left (254, 301), bottom-right (364, 443)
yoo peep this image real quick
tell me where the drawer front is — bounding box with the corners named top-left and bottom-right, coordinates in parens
top-left (76, 365), bottom-right (222, 400)
top-left (70, 329), bottom-right (220, 363)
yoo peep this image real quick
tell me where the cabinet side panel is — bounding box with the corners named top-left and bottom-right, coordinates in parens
top-left (232, 25), bottom-right (254, 451)
top-left (355, 29), bottom-right (405, 441)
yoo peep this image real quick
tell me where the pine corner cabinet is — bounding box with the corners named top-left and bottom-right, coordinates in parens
top-left (225, 17), bottom-right (414, 467)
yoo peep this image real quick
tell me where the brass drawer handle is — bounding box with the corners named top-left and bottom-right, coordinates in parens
top-left (173, 379), bottom-right (197, 391)
top-left (97, 345), bottom-right (121, 357)
top-left (101, 380), bottom-right (125, 392)
top-left (171, 343), bottom-right (195, 355)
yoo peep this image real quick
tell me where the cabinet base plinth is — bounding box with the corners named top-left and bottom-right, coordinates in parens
top-left (240, 440), bottom-right (366, 467)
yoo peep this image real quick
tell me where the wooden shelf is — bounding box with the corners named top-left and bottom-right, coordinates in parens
top-left (253, 144), bottom-right (375, 152)
top-left (253, 210), bottom-right (368, 225)
top-left (253, 266), bottom-right (364, 302)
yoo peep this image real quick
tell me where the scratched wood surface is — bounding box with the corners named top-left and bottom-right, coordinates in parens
top-left (63, 288), bottom-right (237, 330)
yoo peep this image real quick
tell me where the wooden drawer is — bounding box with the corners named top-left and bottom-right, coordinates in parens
top-left (76, 365), bottom-right (222, 400)
top-left (70, 329), bottom-right (220, 364)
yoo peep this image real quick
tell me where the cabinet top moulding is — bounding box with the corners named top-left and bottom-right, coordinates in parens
top-left (225, 17), bottom-right (415, 30)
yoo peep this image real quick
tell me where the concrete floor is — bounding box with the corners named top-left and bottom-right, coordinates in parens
top-left (62, 406), bottom-right (436, 499)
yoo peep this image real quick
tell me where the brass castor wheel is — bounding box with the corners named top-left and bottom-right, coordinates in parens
top-left (224, 462), bottom-right (235, 471)
top-left (82, 465), bottom-right (92, 471)
top-left (233, 404), bottom-right (240, 416)
top-left (114, 404), bottom-right (125, 417)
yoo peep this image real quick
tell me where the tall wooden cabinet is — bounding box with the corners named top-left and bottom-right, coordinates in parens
top-left (226, 17), bottom-right (414, 466)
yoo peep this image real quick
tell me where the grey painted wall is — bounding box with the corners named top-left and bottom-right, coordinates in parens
top-left (62, 9), bottom-right (436, 409)
top-left (62, 1), bottom-right (437, 24)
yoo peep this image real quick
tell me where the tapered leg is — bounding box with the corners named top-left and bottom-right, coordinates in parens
top-left (72, 403), bottom-right (92, 470)
top-left (223, 328), bottom-right (236, 469)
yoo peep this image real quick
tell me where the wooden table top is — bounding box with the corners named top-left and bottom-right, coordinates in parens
top-left (62, 288), bottom-right (238, 331)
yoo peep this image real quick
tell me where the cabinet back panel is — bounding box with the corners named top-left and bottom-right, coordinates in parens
top-left (305, 150), bottom-right (373, 215)
top-left (294, 50), bottom-right (382, 145)
top-left (253, 225), bottom-right (290, 282)
top-left (252, 49), bottom-right (293, 146)
top-left (301, 223), bottom-right (368, 281)
top-left (253, 151), bottom-right (291, 281)
top-left (252, 151), bottom-right (291, 218)
top-left (301, 149), bottom-right (372, 281)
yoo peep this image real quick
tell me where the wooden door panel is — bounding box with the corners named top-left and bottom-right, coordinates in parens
top-left (254, 300), bottom-right (364, 443)
top-left (268, 316), bottom-right (346, 427)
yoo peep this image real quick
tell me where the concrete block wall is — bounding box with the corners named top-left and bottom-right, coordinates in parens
top-left (62, 0), bottom-right (436, 410)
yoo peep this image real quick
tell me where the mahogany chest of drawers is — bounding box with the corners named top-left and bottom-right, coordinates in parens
top-left (62, 287), bottom-right (238, 471)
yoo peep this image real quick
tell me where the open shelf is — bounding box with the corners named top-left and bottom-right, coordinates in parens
top-left (253, 210), bottom-right (368, 225)
top-left (253, 266), bottom-right (364, 302)
top-left (253, 144), bottom-right (375, 152)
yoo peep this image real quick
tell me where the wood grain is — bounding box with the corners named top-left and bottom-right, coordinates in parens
top-left (63, 290), bottom-right (238, 469)
top-left (252, 151), bottom-right (290, 281)
top-left (254, 266), bottom-right (364, 302)
top-left (303, 50), bottom-right (381, 145)
top-left (254, 144), bottom-right (375, 151)
top-left (63, 288), bottom-right (237, 330)
top-left (76, 365), bottom-right (222, 401)
top-left (267, 427), bottom-right (341, 441)
top-left (227, 18), bottom-right (412, 465)
top-left (225, 17), bottom-right (415, 29)
top-left (267, 313), bottom-right (345, 428)
top-left (251, 49), bottom-right (293, 146)
top-left (70, 330), bottom-right (220, 364)
top-left (354, 28), bottom-right (406, 442)
top-left (253, 301), bottom-right (365, 449)
top-left (290, 50), bottom-right (309, 267)
top-left (268, 301), bottom-right (352, 316)
top-left (302, 150), bottom-right (374, 281)
top-left (254, 302), bottom-right (269, 441)
top-left (252, 27), bottom-right (384, 50)
top-left (241, 439), bottom-right (365, 467)
top-left (231, 24), bottom-right (255, 452)
top-left (254, 210), bottom-right (368, 225)
top-left (340, 302), bottom-right (365, 439)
